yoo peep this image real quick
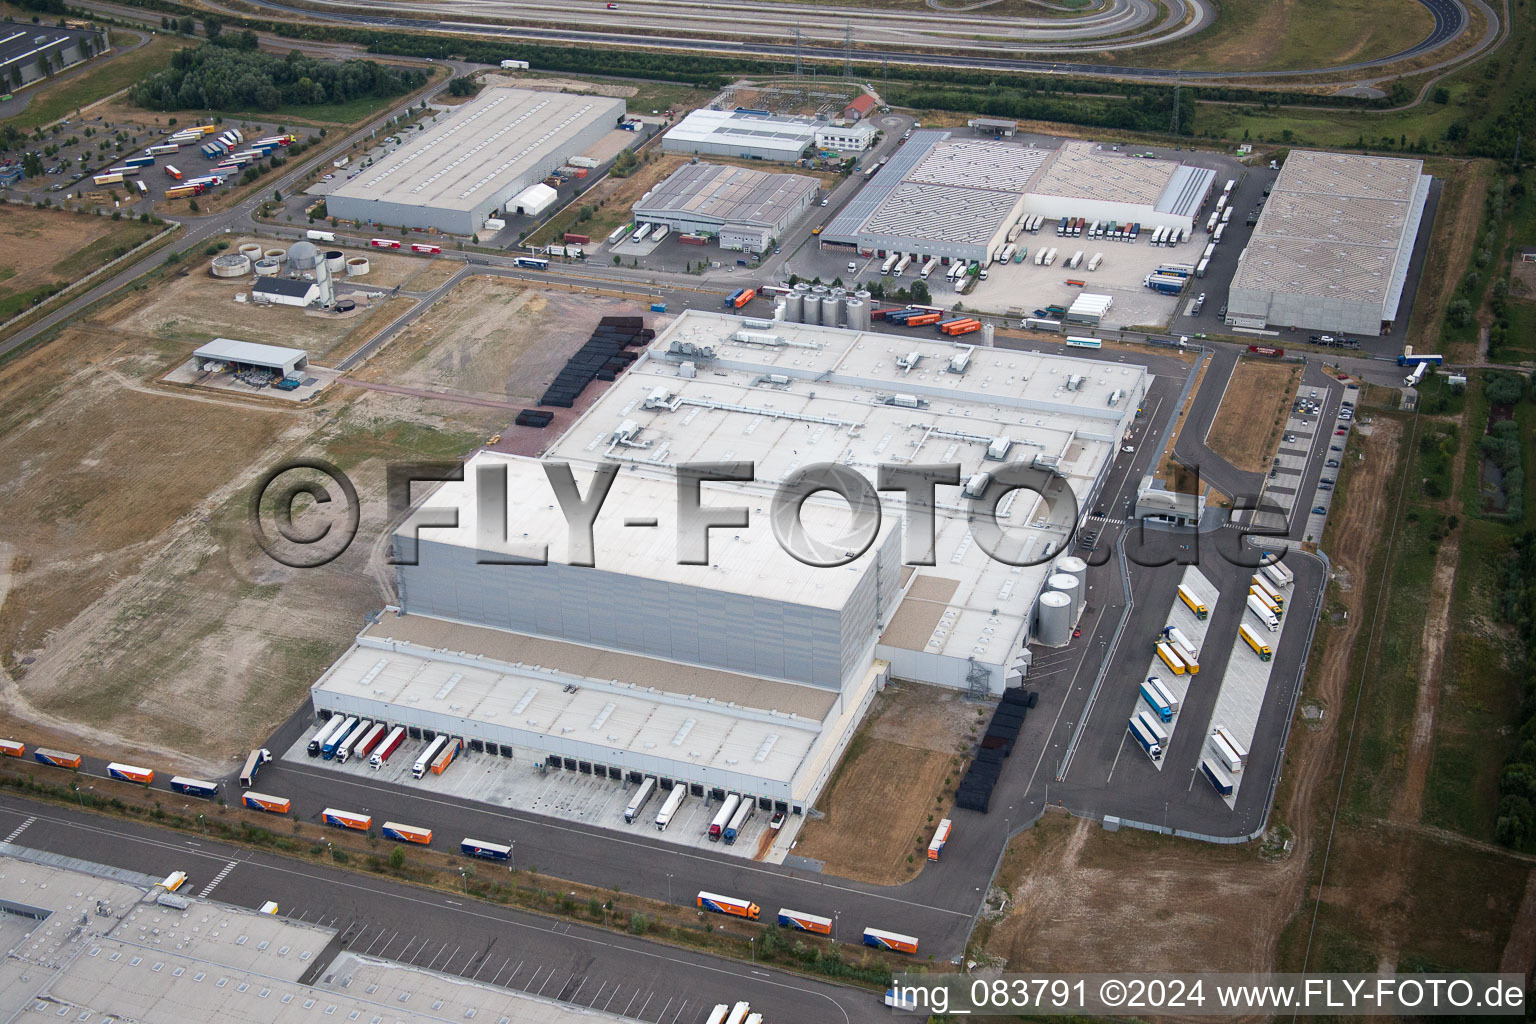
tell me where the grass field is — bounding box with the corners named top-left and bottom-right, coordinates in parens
top-left (3, 34), bottom-right (187, 135)
top-left (1207, 358), bottom-right (1301, 473)
top-left (0, 206), bottom-right (163, 323)
top-left (1128, 0), bottom-right (1434, 72)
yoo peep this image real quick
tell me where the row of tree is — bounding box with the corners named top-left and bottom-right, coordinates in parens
top-left (129, 43), bottom-right (426, 113)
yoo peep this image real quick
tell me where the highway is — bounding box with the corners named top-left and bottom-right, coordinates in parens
top-left (238, 0), bottom-right (1479, 80)
top-left (0, 794), bottom-right (889, 1023)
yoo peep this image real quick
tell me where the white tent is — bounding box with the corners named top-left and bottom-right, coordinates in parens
top-left (510, 182), bottom-right (558, 217)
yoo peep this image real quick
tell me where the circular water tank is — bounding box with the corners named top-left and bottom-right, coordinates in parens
top-left (820, 294), bottom-right (839, 327)
top-left (253, 258), bottom-right (280, 276)
top-left (210, 253), bottom-right (251, 278)
top-left (334, 298), bottom-right (356, 313)
top-left (1035, 591), bottom-right (1072, 646)
top-left (803, 292), bottom-right (822, 326)
top-left (845, 297), bottom-right (869, 332)
top-left (1054, 555), bottom-right (1088, 593)
top-left (345, 256), bottom-right (370, 277)
top-left (785, 290), bottom-right (804, 323)
top-left (265, 248), bottom-right (286, 264)
top-left (810, 283), bottom-right (828, 298)
top-left (286, 240), bottom-right (320, 270)
top-left (1047, 572), bottom-right (1082, 620)
top-left (324, 250), bottom-right (344, 272)
top-left (238, 243), bottom-right (263, 259)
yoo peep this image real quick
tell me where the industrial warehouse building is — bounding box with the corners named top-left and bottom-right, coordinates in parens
top-left (632, 162), bottom-right (819, 252)
top-left (251, 276), bottom-right (319, 307)
top-left (815, 124), bottom-right (876, 152)
top-left (1226, 150), bottom-right (1431, 335)
top-left (324, 87), bottom-right (625, 235)
top-left (310, 310), bottom-right (1147, 812)
top-left (0, 20), bottom-right (108, 89)
top-left (193, 337), bottom-right (308, 376)
top-left (823, 133), bottom-right (1213, 264)
top-left (661, 108), bottom-right (818, 162)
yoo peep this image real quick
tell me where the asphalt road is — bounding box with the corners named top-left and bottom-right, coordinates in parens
top-left (0, 794), bottom-right (890, 1024)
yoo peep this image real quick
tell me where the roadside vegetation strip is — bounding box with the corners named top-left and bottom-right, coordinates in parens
top-left (0, 766), bottom-right (916, 987)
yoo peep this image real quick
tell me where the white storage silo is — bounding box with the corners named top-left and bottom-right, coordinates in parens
top-left (1035, 591), bottom-right (1072, 646)
top-left (346, 257), bottom-right (370, 276)
top-left (804, 292), bottom-right (822, 325)
top-left (238, 243), bottom-right (262, 260)
top-left (1054, 555), bottom-right (1087, 594)
top-left (324, 250), bottom-right (345, 272)
top-left (785, 288), bottom-right (804, 323)
top-left (846, 297), bottom-right (869, 332)
top-left (1047, 572), bottom-right (1082, 620)
top-left (828, 288), bottom-right (846, 327)
top-left (983, 322), bottom-right (995, 346)
top-left (820, 294), bottom-right (839, 327)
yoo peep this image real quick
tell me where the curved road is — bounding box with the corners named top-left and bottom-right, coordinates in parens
top-left (245, 0), bottom-right (1478, 79)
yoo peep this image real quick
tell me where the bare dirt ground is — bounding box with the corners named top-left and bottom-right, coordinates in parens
top-left (1207, 358), bottom-right (1301, 473)
top-left (1510, 257), bottom-right (1536, 303)
top-left (0, 275), bottom-right (584, 768)
top-left (401, 259), bottom-right (463, 294)
top-left (484, 73), bottom-right (637, 98)
top-left (0, 205), bottom-right (159, 306)
top-left (792, 682), bottom-right (974, 884)
top-left (983, 417), bottom-right (1405, 976)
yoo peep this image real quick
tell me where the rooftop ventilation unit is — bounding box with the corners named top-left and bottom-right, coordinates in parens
top-left (985, 436), bottom-right (1012, 461)
top-left (896, 350), bottom-right (922, 373)
top-left (948, 348), bottom-right (973, 374)
top-left (963, 472), bottom-right (992, 498)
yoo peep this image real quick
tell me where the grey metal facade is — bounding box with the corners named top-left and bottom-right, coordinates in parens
top-left (0, 22), bottom-right (107, 90)
top-left (397, 537), bottom-right (871, 689)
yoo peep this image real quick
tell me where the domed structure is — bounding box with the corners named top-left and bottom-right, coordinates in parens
top-left (286, 240), bottom-right (320, 270)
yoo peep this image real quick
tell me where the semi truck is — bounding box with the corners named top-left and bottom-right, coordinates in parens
top-left (919, 257), bottom-right (939, 279)
top-left (1155, 641), bottom-right (1188, 675)
top-left (723, 796), bottom-right (754, 843)
top-left (725, 287), bottom-right (754, 309)
top-left (697, 891), bottom-right (761, 920)
top-left (1251, 574), bottom-right (1285, 610)
top-left (242, 791), bottom-right (291, 814)
top-left (163, 164), bottom-right (182, 180)
top-left (108, 762), bottom-right (154, 784)
top-left (1163, 626), bottom-right (1200, 668)
top-left (863, 927), bottom-right (919, 954)
top-left (1200, 757), bottom-right (1235, 796)
top-left (1139, 679), bottom-right (1173, 722)
top-left (1249, 585), bottom-right (1281, 617)
top-left (307, 716), bottom-right (345, 757)
top-left (412, 735), bottom-right (447, 779)
top-left (1208, 732), bottom-right (1244, 774)
top-left (1138, 710), bottom-right (1170, 752)
top-left (1146, 674), bottom-right (1180, 714)
top-left (777, 908), bottom-right (832, 934)
top-left (170, 776), bottom-right (219, 798)
top-left (0, 739), bottom-right (23, 758)
top-left (880, 253), bottom-right (899, 275)
top-left (654, 783), bottom-right (686, 831)
top-left (1263, 561), bottom-right (1294, 588)
top-left (1215, 727), bottom-right (1249, 767)
top-left (1239, 623), bottom-right (1273, 660)
top-left (430, 736), bottom-right (463, 775)
top-left (1396, 347), bottom-right (1444, 366)
top-left (1144, 273), bottom-right (1185, 295)
top-left (1156, 263), bottom-right (1196, 278)
top-left (1087, 252), bottom-right (1104, 271)
top-left (624, 777), bottom-right (657, 822)
top-left (323, 808), bottom-right (372, 832)
top-left (333, 718), bottom-right (372, 764)
top-left (927, 818), bottom-right (953, 860)
top-left (1127, 715), bottom-right (1163, 761)
top-left (1247, 593), bottom-right (1281, 631)
top-left (709, 794), bottom-right (742, 841)
top-left (462, 838), bottom-right (512, 860)
top-left (353, 722), bottom-right (388, 760)
top-left (239, 748), bottom-right (271, 787)
top-left (1404, 362), bottom-right (1429, 387)
top-left (369, 725), bottom-right (405, 768)
top-left (381, 822), bottom-right (433, 844)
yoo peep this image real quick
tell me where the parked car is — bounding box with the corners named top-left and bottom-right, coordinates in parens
top-left (1335, 428), bottom-right (1347, 435)
top-left (1312, 506), bottom-right (1328, 514)
top-left (769, 811), bottom-right (786, 831)
top-left (1284, 433), bottom-right (1297, 443)
top-left (1326, 459), bottom-right (1340, 468)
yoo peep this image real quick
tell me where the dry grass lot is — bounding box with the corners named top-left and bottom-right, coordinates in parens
top-left (792, 682), bottom-right (974, 884)
top-left (0, 205), bottom-right (163, 320)
top-left (1207, 358), bottom-right (1302, 473)
top-left (0, 276), bottom-right (592, 769)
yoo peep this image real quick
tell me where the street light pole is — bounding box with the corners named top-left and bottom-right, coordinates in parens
top-left (666, 873), bottom-right (674, 904)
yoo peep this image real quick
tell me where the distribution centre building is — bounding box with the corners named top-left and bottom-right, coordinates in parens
top-left (823, 134), bottom-right (1212, 264)
top-left (1226, 149), bottom-right (1431, 335)
top-left (324, 87), bottom-right (625, 235)
top-left (310, 310), bottom-right (1148, 812)
top-left (631, 162), bottom-right (819, 252)
top-left (661, 108), bottom-right (818, 161)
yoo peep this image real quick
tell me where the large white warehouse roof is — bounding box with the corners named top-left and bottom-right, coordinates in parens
top-left (662, 108), bottom-right (818, 160)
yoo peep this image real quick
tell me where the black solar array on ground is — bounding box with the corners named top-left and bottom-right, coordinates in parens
top-left (956, 690), bottom-right (1038, 813)
top-left (515, 409), bottom-right (554, 428)
top-left (537, 318), bottom-right (652, 408)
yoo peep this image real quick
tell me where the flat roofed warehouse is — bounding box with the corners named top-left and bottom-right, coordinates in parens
top-left (0, 20), bottom-right (107, 89)
top-left (632, 162), bottom-right (820, 252)
top-left (661, 108), bottom-right (819, 162)
top-left (1023, 140), bottom-right (1213, 235)
top-left (1227, 149), bottom-right (1430, 335)
top-left (324, 87), bottom-right (626, 234)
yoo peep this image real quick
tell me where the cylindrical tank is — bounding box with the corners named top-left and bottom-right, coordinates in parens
top-left (845, 297), bottom-right (868, 332)
top-left (345, 256), bottom-right (370, 276)
top-left (211, 253), bottom-right (251, 278)
top-left (1054, 555), bottom-right (1088, 595)
top-left (828, 288), bottom-right (846, 327)
top-left (253, 258), bottom-right (279, 276)
top-left (1046, 572), bottom-right (1082, 621)
top-left (238, 243), bottom-right (262, 259)
top-left (810, 283), bottom-right (828, 299)
top-left (1035, 591), bottom-right (1072, 646)
top-left (264, 247), bottom-right (286, 264)
top-left (983, 322), bottom-right (995, 347)
top-left (820, 294), bottom-right (838, 327)
top-left (324, 250), bottom-right (345, 272)
top-left (785, 288), bottom-right (804, 323)
top-left (803, 292), bottom-right (822, 326)
top-left (286, 240), bottom-right (320, 270)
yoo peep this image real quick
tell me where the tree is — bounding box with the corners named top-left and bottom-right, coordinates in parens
top-left (388, 846), bottom-right (406, 869)
top-left (21, 152), bottom-right (43, 177)
top-left (447, 76), bottom-right (479, 97)
top-left (273, 189), bottom-right (282, 202)
top-left (1432, 86), bottom-right (1450, 104)
top-left (204, 15), bottom-right (223, 39)
top-left (909, 279), bottom-right (931, 305)
top-left (177, 16), bottom-right (195, 34)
